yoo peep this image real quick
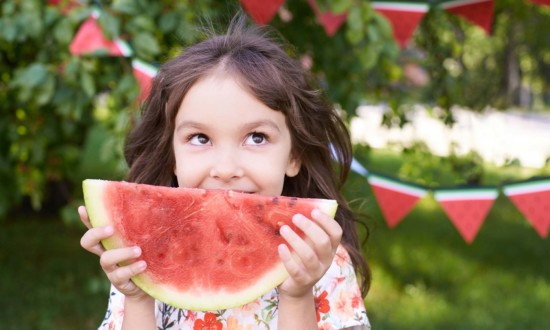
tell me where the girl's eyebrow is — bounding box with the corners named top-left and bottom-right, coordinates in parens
top-left (176, 119), bottom-right (281, 133)
top-left (175, 121), bottom-right (204, 133)
top-left (241, 120), bottom-right (281, 132)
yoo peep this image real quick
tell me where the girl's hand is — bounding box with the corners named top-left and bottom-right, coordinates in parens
top-left (277, 208), bottom-right (343, 298)
top-left (78, 206), bottom-right (150, 299)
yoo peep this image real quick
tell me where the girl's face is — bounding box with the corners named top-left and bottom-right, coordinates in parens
top-left (172, 73), bottom-right (301, 196)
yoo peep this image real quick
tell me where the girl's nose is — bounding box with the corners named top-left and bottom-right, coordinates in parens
top-left (209, 150), bottom-right (244, 181)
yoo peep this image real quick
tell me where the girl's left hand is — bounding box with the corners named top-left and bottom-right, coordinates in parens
top-left (277, 208), bottom-right (343, 298)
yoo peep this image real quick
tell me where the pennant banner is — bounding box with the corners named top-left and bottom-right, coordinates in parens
top-left (434, 187), bottom-right (498, 243)
top-left (372, 2), bottom-right (430, 48)
top-left (440, 0), bottom-right (495, 34)
top-left (240, 0), bottom-right (286, 25)
top-left (307, 0), bottom-right (348, 36)
top-left (503, 180), bottom-right (550, 238)
top-left (367, 173), bottom-right (427, 227)
top-left (69, 14), bottom-right (132, 57)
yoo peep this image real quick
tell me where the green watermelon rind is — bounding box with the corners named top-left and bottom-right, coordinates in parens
top-left (82, 179), bottom-right (338, 311)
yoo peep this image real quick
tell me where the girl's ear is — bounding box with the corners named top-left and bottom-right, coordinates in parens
top-left (285, 157), bottom-right (301, 177)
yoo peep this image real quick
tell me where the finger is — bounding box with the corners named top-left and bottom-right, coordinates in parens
top-left (278, 243), bottom-right (311, 284)
top-left (280, 224), bottom-right (322, 275)
top-left (100, 246), bottom-right (142, 273)
top-left (107, 260), bottom-right (147, 289)
top-left (293, 213), bottom-right (333, 259)
top-left (78, 205), bottom-right (91, 229)
top-left (80, 226), bottom-right (113, 256)
top-left (309, 209), bottom-right (343, 248)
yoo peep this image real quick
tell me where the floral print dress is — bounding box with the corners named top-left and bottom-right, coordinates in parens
top-left (98, 245), bottom-right (370, 330)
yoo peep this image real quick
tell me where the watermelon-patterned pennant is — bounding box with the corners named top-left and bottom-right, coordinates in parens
top-left (132, 59), bottom-right (158, 103)
top-left (307, 0), bottom-right (348, 36)
top-left (503, 179), bottom-right (550, 238)
top-left (434, 187), bottom-right (498, 244)
top-left (371, 2), bottom-right (430, 48)
top-left (240, 0), bottom-right (286, 25)
top-left (367, 173), bottom-right (427, 227)
top-left (69, 13), bottom-right (133, 57)
top-left (439, 0), bottom-right (495, 34)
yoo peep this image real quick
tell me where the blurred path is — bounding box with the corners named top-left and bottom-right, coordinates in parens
top-left (351, 105), bottom-right (550, 169)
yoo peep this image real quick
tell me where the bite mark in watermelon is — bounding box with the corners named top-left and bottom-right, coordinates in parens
top-left (83, 179), bottom-right (337, 311)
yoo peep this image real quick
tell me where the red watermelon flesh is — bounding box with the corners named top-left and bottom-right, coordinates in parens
top-left (83, 179), bottom-right (337, 311)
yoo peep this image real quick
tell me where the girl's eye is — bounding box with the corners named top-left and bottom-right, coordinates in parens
top-left (246, 132), bottom-right (267, 145)
top-left (189, 133), bottom-right (210, 145)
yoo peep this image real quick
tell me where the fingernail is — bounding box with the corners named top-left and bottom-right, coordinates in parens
top-left (292, 214), bottom-right (303, 225)
top-left (311, 209), bottom-right (321, 218)
top-left (133, 247), bottom-right (141, 257)
top-left (104, 226), bottom-right (113, 235)
top-left (136, 260), bottom-right (146, 271)
top-left (280, 225), bottom-right (291, 235)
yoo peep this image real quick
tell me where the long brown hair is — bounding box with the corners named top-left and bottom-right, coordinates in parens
top-left (124, 14), bottom-right (371, 296)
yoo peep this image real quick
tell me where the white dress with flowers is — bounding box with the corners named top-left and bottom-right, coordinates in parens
top-left (98, 245), bottom-right (370, 330)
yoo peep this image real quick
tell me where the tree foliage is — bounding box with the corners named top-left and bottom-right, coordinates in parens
top-left (1, 0), bottom-right (549, 219)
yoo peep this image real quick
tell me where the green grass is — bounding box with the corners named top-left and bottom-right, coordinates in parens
top-left (0, 218), bottom-right (109, 329)
top-left (1, 147), bottom-right (549, 329)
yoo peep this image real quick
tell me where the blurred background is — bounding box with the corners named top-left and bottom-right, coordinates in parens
top-left (1, 0), bottom-right (549, 329)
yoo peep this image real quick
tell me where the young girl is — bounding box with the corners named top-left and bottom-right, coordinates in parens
top-left (80, 14), bottom-right (371, 330)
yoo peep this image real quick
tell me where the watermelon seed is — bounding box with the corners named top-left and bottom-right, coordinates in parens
top-left (272, 197), bottom-right (280, 205)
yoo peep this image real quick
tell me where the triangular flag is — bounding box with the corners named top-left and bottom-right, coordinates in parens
top-left (70, 15), bottom-right (132, 57)
top-left (307, 0), bottom-right (348, 36)
top-left (371, 2), bottom-right (430, 48)
top-left (528, 0), bottom-right (550, 7)
top-left (132, 59), bottom-right (158, 103)
top-left (503, 180), bottom-right (550, 238)
top-left (240, 0), bottom-right (286, 25)
top-left (434, 188), bottom-right (498, 244)
top-left (440, 0), bottom-right (494, 34)
top-left (367, 173), bottom-right (427, 227)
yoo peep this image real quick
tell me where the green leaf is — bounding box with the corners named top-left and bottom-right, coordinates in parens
top-left (80, 71), bottom-right (96, 97)
top-left (112, 0), bottom-right (140, 15)
top-left (159, 12), bottom-right (179, 33)
top-left (11, 63), bottom-right (48, 89)
top-left (133, 32), bottom-right (160, 60)
top-left (54, 18), bottom-right (74, 44)
top-left (36, 74), bottom-right (56, 106)
top-left (129, 15), bottom-right (156, 33)
top-left (98, 11), bottom-right (121, 39)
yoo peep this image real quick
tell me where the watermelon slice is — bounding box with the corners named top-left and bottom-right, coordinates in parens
top-left (82, 179), bottom-right (338, 311)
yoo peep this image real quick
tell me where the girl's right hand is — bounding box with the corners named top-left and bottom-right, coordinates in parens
top-left (78, 206), bottom-right (149, 299)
